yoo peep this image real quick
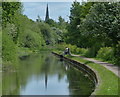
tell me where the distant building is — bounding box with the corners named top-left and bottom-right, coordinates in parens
top-left (45, 4), bottom-right (49, 22)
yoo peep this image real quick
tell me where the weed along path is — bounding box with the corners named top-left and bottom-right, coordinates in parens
top-left (72, 54), bottom-right (120, 78)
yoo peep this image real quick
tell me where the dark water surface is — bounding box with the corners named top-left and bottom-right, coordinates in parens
top-left (2, 52), bottom-right (95, 96)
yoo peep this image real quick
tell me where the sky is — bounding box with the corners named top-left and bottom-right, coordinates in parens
top-left (23, 2), bottom-right (73, 22)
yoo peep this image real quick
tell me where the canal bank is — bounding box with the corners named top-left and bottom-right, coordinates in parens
top-left (52, 52), bottom-right (120, 96)
top-left (52, 52), bottom-right (99, 96)
top-left (52, 52), bottom-right (98, 85)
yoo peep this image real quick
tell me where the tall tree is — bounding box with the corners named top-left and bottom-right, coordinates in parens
top-left (65, 1), bottom-right (94, 47)
top-left (81, 2), bottom-right (120, 62)
top-left (66, 1), bottom-right (82, 45)
top-left (2, 2), bottom-right (22, 27)
top-left (82, 2), bottom-right (120, 47)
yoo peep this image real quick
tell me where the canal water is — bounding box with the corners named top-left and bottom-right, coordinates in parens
top-left (2, 52), bottom-right (95, 96)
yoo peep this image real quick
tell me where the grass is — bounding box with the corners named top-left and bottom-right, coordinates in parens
top-left (70, 56), bottom-right (119, 95)
top-left (54, 50), bottom-right (120, 95)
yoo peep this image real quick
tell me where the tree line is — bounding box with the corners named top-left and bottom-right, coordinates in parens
top-left (64, 2), bottom-right (120, 65)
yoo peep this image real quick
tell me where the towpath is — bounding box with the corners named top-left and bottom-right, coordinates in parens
top-left (72, 54), bottom-right (120, 78)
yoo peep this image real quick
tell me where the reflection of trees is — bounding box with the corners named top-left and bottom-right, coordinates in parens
top-left (2, 52), bottom-right (95, 95)
top-left (2, 52), bottom-right (67, 95)
top-left (66, 67), bottom-right (95, 96)
top-left (2, 72), bottom-right (20, 95)
top-left (19, 52), bottom-right (67, 91)
top-left (2, 52), bottom-right (47, 95)
top-left (40, 54), bottom-right (67, 89)
top-left (19, 52), bottom-right (46, 88)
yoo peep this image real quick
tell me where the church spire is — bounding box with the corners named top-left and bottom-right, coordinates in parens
top-left (45, 4), bottom-right (49, 22)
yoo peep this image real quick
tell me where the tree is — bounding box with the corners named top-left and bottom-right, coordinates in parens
top-left (46, 19), bottom-right (57, 27)
top-left (65, 1), bottom-right (95, 47)
top-left (82, 2), bottom-right (120, 47)
top-left (66, 1), bottom-right (82, 45)
top-left (2, 2), bottom-right (23, 27)
top-left (81, 2), bottom-right (120, 62)
top-left (36, 15), bottom-right (42, 22)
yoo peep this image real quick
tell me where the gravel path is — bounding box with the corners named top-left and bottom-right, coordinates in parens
top-left (72, 54), bottom-right (120, 78)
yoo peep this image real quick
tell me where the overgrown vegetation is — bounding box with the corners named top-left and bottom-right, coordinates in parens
top-left (2, 2), bottom-right (64, 70)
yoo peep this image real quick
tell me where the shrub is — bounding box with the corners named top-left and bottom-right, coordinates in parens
top-left (2, 30), bottom-right (18, 68)
top-left (96, 47), bottom-right (114, 61)
top-left (3, 23), bottom-right (18, 43)
top-left (77, 48), bottom-right (88, 55)
top-left (18, 30), bottom-right (45, 50)
top-left (114, 42), bottom-right (120, 65)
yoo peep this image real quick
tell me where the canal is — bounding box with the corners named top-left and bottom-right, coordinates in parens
top-left (2, 52), bottom-right (95, 96)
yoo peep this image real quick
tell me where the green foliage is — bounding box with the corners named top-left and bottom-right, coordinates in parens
top-left (52, 27), bottom-right (63, 43)
top-left (2, 30), bottom-right (18, 68)
top-left (64, 2), bottom-right (120, 65)
top-left (12, 14), bottom-right (46, 49)
top-left (96, 47), bottom-right (114, 62)
top-left (81, 2), bottom-right (95, 19)
top-left (18, 30), bottom-right (44, 50)
top-left (2, 1), bottom-right (64, 70)
top-left (65, 2), bottom-right (94, 47)
top-left (55, 43), bottom-right (88, 55)
top-left (38, 22), bottom-right (52, 43)
top-left (76, 48), bottom-right (88, 55)
top-left (46, 19), bottom-right (57, 27)
top-left (66, 2), bottom-right (82, 45)
top-left (0, 3), bottom-right (2, 29)
top-left (38, 22), bottom-right (63, 44)
top-left (2, 2), bottom-right (22, 26)
top-left (4, 23), bottom-right (18, 43)
top-left (81, 2), bottom-right (120, 46)
top-left (114, 42), bottom-right (120, 65)
top-left (58, 16), bottom-right (67, 29)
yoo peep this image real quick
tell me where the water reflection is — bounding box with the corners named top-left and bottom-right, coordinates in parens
top-left (2, 52), bottom-right (94, 96)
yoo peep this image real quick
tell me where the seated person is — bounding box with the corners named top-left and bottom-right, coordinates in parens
top-left (63, 47), bottom-right (70, 55)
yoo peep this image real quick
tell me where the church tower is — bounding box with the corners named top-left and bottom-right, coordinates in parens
top-left (45, 4), bottom-right (49, 22)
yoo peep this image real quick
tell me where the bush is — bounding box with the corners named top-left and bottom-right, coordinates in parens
top-left (96, 47), bottom-right (114, 62)
top-left (18, 30), bottom-right (45, 50)
top-left (2, 30), bottom-right (18, 68)
top-left (3, 23), bottom-right (18, 43)
top-left (114, 43), bottom-right (120, 65)
top-left (77, 48), bottom-right (88, 55)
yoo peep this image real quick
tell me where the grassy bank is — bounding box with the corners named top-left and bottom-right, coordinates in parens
top-left (69, 56), bottom-right (119, 95)
top-left (54, 51), bottom-right (120, 95)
